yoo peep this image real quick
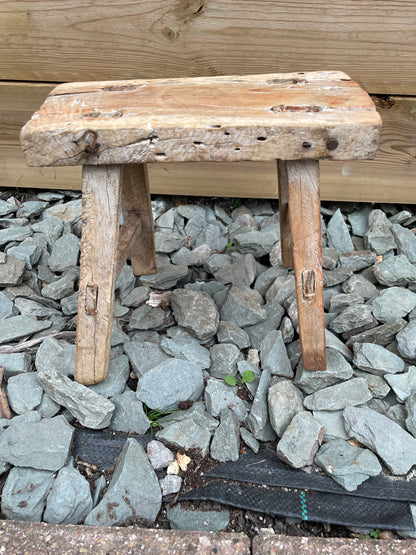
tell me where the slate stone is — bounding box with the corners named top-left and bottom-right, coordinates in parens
top-left (0, 412), bottom-right (74, 470)
top-left (128, 304), bottom-right (173, 331)
top-left (397, 321), bottom-right (416, 359)
top-left (210, 408), bottom-right (241, 462)
top-left (85, 438), bottom-right (161, 525)
top-left (14, 297), bottom-right (62, 318)
top-left (385, 366), bottom-right (416, 402)
top-left (109, 390), bottom-right (150, 434)
top-left (244, 297), bottom-right (285, 349)
top-left (327, 209), bottom-right (354, 254)
top-left (204, 378), bottom-right (251, 422)
top-left (1, 467), bottom-right (55, 522)
top-left (155, 230), bottom-right (187, 253)
top-left (217, 285), bottom-right (266, 330)
top-left (392, 223), bottom-right (416, 263)
top-left (46, 199), bottom-right (82, 224)
top-left (0, 199), bottom-right (18, 216)
top-left (260, 330), bottom-right (293, 378)
top-left (240, 427), bottom-right (260, 453)
top-left (339, 250), bottom-right (377, 272)
top-left (346, 206), bottom-right (371, 237)
top-left (353, 343), bottom-right (405, 376)
top-left (160, 336), bottom-right (211, 369)
top-left (170, 289), bottom-right (219, 342)
top-left (111, 318), bottom-right (129, 347)
top-left (322, 247), bottom-right (339, 270)
top-left (372, 286), bottom-right (416, 322)
top-left (304, 378), bottom-right (372, 411)
top-left (7, 243), bottom-right (42, 270)
top-left (268, 380), bottom-right (305, 437)
top-left (279, 316), bottom-right (295, 344)
top-left (35, 337), bottom-right (75, 377)
top-left (159, 475), bottom-right (182, 496)
top-left (205, 253), bottom-right (232, 274)
top-left (294, 348), bottom-right (353, 394)
top-left (37, 369), bottom-right (115, 429)
top-left (0, 352), bottom-right (31, 376)
top-left (341, 274), bottom-right (378, 300)
top-left (343, 406), bottom-right (416, 475)
top-left (136, 359), bottom-right (204, 411)
top-left (254, 266), bottom-right (287, 297)
top-left (217, 321), bottom-right (250, 349)
top-left (0, 226), bottom-right (33, 246)
top-left (120, 286), bottom-right (150, 308)
top-left (276, 411), bottom-right (324, 468)
top-left (346, 318), bottom-right (407, 347)
top-left (124, 339), bottom-right (170, 378)
top-left (32, 215), bottom-right (64, 244)
top-left (312, 410), bottom-right (349, 441)
top-left (44, 463), bottom-right (93, 524)
top-left (329, 293), bottom-right (364, 313)
top-left (329, 304), bottom-right (374, 334)
top-left (363, 209), bottom-right (396, 254)
top-left (36, 393), bottom-right (60, 419)
top-left (388, 404), bottom-right (408, 429)
top-left (147, 440), bottom-right (174, 470)
top-left (323, 268), bottom-right (353, 287)
top-left (171, 244), bottom-right (211, 266)
top-left (194, 223), bottom-right (228, 252)
top-left (17, 200), bottom-right (48, 218)
top-left (208, 343), bottom-right (243, 379)
top-left (315, 439), bottom-right (382, 491)
top-left (140, 263), bottom-right (189, 291)
top-left (167, 506), bottom-right (230, 532)
top-left (405, 392), bottom-right (416, 437)
top-left (156, 418), bottom-right (212, 457)
top-left (265, 275), bottom-right (296, 305)
top-left (247, 368), bottom-right (276, 442)
top-left (158, 402), bottom-right (219, 433)
top-left (6, 372), bottom-right (44, 414)
top-left (48, 233), bottom-right (80, 273)
top-left (0, 254), bottom-right (26, 288)
top-left (353, 369), bottom-right (390, 398)
top-left (324, 329), bottom-right (353, 361)
top-left (0, 315), bottom-right (51, 345)
top-left (373, 255), bottom-right (416, 287)
top-left (88, 355), bottom-right (129, 398)
top-left (0, 291), bottom-right (17, 318)
top-left (233, 231), bottom-right (278, 257)
top-left (214, 254), bottom-right (257, 287)
top-left (41, 272), bottom-right (77, 300)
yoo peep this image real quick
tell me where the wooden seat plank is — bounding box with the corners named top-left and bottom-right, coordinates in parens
top-left (21, 71), bottom-right (381, 167)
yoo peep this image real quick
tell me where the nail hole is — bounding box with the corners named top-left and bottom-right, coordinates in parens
top-left (208, 124), bottom-right (221, 128)
top-left (193, 141), bottom-right (205, 146)
top-left (302, 141), bottom-right (312, 148)
top-left (326, 138), bottom-right (339, 151)
top-left (155, 152), bottom-right (166, 157)
top-left (257, 136), bottom-right (267, 141)
top-left (224, 131), bottom-right (230, 136)
top-left (235, 147), bottom-right (240, 151)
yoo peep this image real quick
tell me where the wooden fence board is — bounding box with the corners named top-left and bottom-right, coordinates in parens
top-left (1, 82), bottom-right (415, 203)
top-left (0, 1), bottom-right (415, 94)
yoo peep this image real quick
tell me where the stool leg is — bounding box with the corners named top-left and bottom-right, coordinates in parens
top-left (75, 165), bottom-right (122, 385)
top-left (120, 164), bottom-right (157, 276)
top-left (277, 160), bottom-right (294, 268)
top-left (283, 159), bottom-right (327, 371)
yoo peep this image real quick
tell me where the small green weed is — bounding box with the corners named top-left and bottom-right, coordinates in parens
top-left (224, 370), bottom-right (256, 387)
top-left (365, 529), bottom-right (380, 540)
top-left (233, 199), bottom-right (242, 208)
top-left (143, 405), bottom-right (180, 435)
top-left (226, 241), bottom-right (233, 248)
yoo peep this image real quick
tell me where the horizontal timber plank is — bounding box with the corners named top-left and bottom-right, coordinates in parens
top-left (1, 83), bottom-right (416, 203)
top-left (1, 1), bottom-right (416, 94)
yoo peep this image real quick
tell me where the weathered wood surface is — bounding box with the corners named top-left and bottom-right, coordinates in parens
top-left (284, 160), bottom-right (327, 371)
top-left (21, 72), bottom-right (381, 167)
top-left (1, 1), bottom-right (415, 95)
top-left (277, 161), bottom-right (294, 268)
top-left (75, 165), bottom-right (122, 385)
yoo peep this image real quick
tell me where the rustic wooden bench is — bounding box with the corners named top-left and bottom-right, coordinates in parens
top-left (21, 71), bottom-right (381, 385)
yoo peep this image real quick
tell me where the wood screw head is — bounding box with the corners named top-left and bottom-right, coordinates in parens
top-left (326, 138), bottom-right (339, 150)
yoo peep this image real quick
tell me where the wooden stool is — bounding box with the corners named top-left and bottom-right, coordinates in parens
top-left (21, 71), bottom-right (381, 385)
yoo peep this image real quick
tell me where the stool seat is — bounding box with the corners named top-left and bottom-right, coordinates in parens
top-left (21, 71), bottom-right (381, 386)
top-left (21, 71), bottom-right (380, 167)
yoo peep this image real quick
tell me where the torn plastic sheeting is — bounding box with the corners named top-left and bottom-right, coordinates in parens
top-left (205, 445), bottom-right (416, 502)
top-left (178, 480), bottom-right (415, 531)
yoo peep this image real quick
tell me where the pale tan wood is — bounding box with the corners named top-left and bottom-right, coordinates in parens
top-left (286, 160), bottom-right (326, 371)
top-left (277, 160), bottom-right (294, 268)
top-left (115, 213), bottom-right (142, 279)
top-left (0, 82), bottom-right (414, 201)
top-left (74, 165), bottom-right (122, 385)
top-left (1, 1), bottom-right (415, 95)
top-left (21, 72), bottom-right (381, 167)
top-left (120, 164), bottom-right (157, 276)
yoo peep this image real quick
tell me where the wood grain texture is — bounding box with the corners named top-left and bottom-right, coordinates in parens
top-left (20, 72), bottom-right (381, 167)
top-left (277, 160), bottom-right (294, 268)
top-left (120, 164), bottom-right (157, 276)
top-left (75, 165), bottom-right (122, 385)
top-left (1, 1), bottom-right (415, 94)
top-left (286, 160), bottom-right (327, 371)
